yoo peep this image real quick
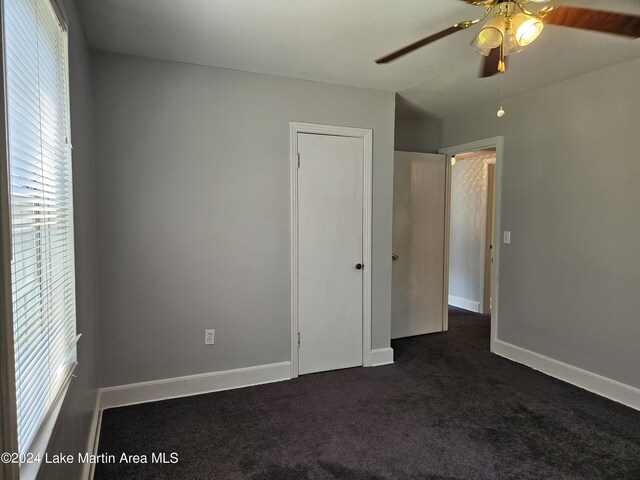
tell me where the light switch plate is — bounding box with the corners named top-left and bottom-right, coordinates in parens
top-left (503, 231), bottom-right (511, 244)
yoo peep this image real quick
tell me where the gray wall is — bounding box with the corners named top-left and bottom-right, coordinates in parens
top-left (394, 116), bottom-right (440, 153)
top-left (440, 58), bottom-right (640, 389)
top-left (91, 52), bottom-right (396, 387)
top-left (38, 0), bottom-right (100, 478)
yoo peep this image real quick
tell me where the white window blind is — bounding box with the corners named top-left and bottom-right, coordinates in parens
top-left (3, 0), bottom-right (77, 455)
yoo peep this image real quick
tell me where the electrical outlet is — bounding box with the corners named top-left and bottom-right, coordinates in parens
top-left (205, 329), bottom-right (215, 345)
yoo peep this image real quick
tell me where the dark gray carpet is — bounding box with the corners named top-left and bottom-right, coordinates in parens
top-left (95, 308), bottom-right (640, 479)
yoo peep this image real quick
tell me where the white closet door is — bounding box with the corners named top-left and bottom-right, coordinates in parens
top-left (297, 133), bottom-right (364, 375)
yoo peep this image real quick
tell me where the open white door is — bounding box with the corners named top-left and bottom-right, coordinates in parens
top-left (391, 151), bottom-right (447, 339)
top-left (297, 133), bottom-right (364, 375)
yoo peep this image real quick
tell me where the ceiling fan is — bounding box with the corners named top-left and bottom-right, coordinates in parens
top-left (375, 0), bottom-right (640, 78)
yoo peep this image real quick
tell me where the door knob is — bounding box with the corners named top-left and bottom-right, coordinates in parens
top-left (355, 263), bottom-right (363, 270)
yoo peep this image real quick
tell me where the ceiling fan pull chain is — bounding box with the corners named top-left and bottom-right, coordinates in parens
top-left (497, 50), bottom-right (506, 119)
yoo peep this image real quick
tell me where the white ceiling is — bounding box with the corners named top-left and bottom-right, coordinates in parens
top-left (79, 0), bottom-right (640, 118)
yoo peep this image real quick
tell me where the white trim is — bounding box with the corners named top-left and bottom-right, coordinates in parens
top-left (481, 161), bottom-right (496, 314)
top-left (439, 136), bottom-right (504, 352)
top-left (442, 152), bottom-right (452, 331)
top-left (82, 391), bottom-right (102, 480)
top-left (494, 340), bottom-right (640, 411)
top-left (99, 362), bottom-right (291, 410)
top-left (88, 411), bottom-right (102, 480)
top-left (84, 362), bottom-right (291, 478)
top-left (290, 122), bottom-right (374, 378)
top-left (370, 348), bottom-right (394, 366)
top-left (448, 295), bottom-right (480, 313)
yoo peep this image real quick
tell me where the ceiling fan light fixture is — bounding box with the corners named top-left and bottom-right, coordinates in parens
top-left (502, 27), bottom-right (526, 56)
top-left (374, 0), bottom-right (640, 82)
top-left (476, 14), bottom-right (506, 49)
top-left (512, 13), bottom-right (544, 46)
top-left (470, 36), bottom-right (492, 56)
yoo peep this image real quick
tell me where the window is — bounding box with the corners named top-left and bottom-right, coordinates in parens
top-left (3, 0), bottom-right (76, 456)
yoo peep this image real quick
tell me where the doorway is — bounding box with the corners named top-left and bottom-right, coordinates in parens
top-left (447, 149), bottom-right (496, 315)
top-left (440, 137), bottom-right (503, 352)
top-left (290, 123), bottom-right (373, 377)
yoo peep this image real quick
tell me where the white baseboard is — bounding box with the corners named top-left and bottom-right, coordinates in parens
top-left (494, 340), bottom-right (640, 411)
top-left (370, 347), bottom-right (394, 366)
top-left (100, 361), bottom-right (292, 410)
top-left (83, 391), bottom-right (103, 480)
top-left (448, 295), bottom-right (480, 313)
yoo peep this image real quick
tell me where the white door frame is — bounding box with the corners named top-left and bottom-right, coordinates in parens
top-left (439, 136), bottom-right (504, 353)
top-left (290, 122), bottom-right (373, 378)
top-left (480, 159), bottom-right (496, 315)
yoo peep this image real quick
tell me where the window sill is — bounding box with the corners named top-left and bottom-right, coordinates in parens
top-left (19, 365), bottom-right (76, 480)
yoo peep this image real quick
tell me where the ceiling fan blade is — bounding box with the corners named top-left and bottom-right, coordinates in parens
top-left (542, 6), bottom-right (640, 38)
top-left (480, 47), bottom-right (506, 78)
top-left (375, 25), bottom-right (466, 64)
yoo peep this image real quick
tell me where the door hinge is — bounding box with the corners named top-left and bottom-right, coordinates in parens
top-left (297, 332), bottom-right (301, 346)
top-left (297, 152), bottom-right (300, 169)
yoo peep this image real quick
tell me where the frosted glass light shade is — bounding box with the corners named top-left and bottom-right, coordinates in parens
top-left (502, 27), bottom-right (525, 55)
top-left (470, 36), bottom-right (492, 56)
top-left (512, 13), bottom-right (544, 46)
top-left (476, 15), bottom-right (506, 49)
